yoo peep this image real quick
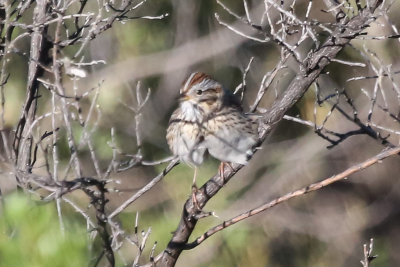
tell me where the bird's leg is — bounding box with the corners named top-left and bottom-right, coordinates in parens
top-left (190, 167), bottom-right (215, 220)
top-left (191, 166), bottom-right (201, 210)
top-left (218, 162), bottom-right (225, 181)
top-left (219, 162), bottom-right (234, 182)
top-left (190, 167), bottom-right (218, 219)
top-left (192, 166), bottom-right (198, 188)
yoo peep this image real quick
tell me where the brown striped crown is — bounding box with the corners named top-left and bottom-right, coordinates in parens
top-left (180, 72), bottom-right (212, 94)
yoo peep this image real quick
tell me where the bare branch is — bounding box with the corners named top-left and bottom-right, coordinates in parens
top-left (361, 238), bottom-right (378, 267)
top-left (159, 3), bottom-right (384, 265)
top-left (108, 158), bottom-right (179, 219)
top-left (186, 147), bottom-right (400, 249)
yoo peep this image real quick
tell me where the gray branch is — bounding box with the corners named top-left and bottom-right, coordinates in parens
top-left (157, 2), bottom-right (383, 266)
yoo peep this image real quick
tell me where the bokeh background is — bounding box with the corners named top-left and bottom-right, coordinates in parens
top-left (1, 0), bottom-right (400, 266)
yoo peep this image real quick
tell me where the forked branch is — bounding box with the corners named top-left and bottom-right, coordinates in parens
top-left (185, 146), bottom-right (400, 249)
top-left (157, 2), bottom-right (384, 266)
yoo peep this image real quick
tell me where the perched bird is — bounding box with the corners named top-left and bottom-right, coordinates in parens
top-left (166, 72), bottom-right (258, 190)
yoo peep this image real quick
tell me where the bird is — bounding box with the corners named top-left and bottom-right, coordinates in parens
top-left (166, 72), bottom-right (258, 202)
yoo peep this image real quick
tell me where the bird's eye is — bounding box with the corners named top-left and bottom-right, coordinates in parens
top-left (196, 90), bottom-right (203, 95)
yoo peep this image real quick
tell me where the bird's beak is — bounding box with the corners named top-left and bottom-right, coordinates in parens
top-left (178, 93), bottom-right (190, 101)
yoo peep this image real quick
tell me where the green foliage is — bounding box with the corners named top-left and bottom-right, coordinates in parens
top-left (0, 194), bottom-right (89, 267)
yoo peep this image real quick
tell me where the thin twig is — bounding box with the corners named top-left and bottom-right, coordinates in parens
top-left (361, 238), bottom-right (378, 267)
top-left (108, 158), bottom-right (179, 219)
top-left (185, 146), bottom-right (400, 249)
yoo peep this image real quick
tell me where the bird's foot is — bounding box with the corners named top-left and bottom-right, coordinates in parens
top-left (218, 162), bottom-right (234, 181)
top-left (189, 185), bottom-right (218, 221)
top-left (191, 184), bottom-right (202, 211)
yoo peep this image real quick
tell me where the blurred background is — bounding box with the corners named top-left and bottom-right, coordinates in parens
top-left (1, 0), bottom-right (400, 266)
